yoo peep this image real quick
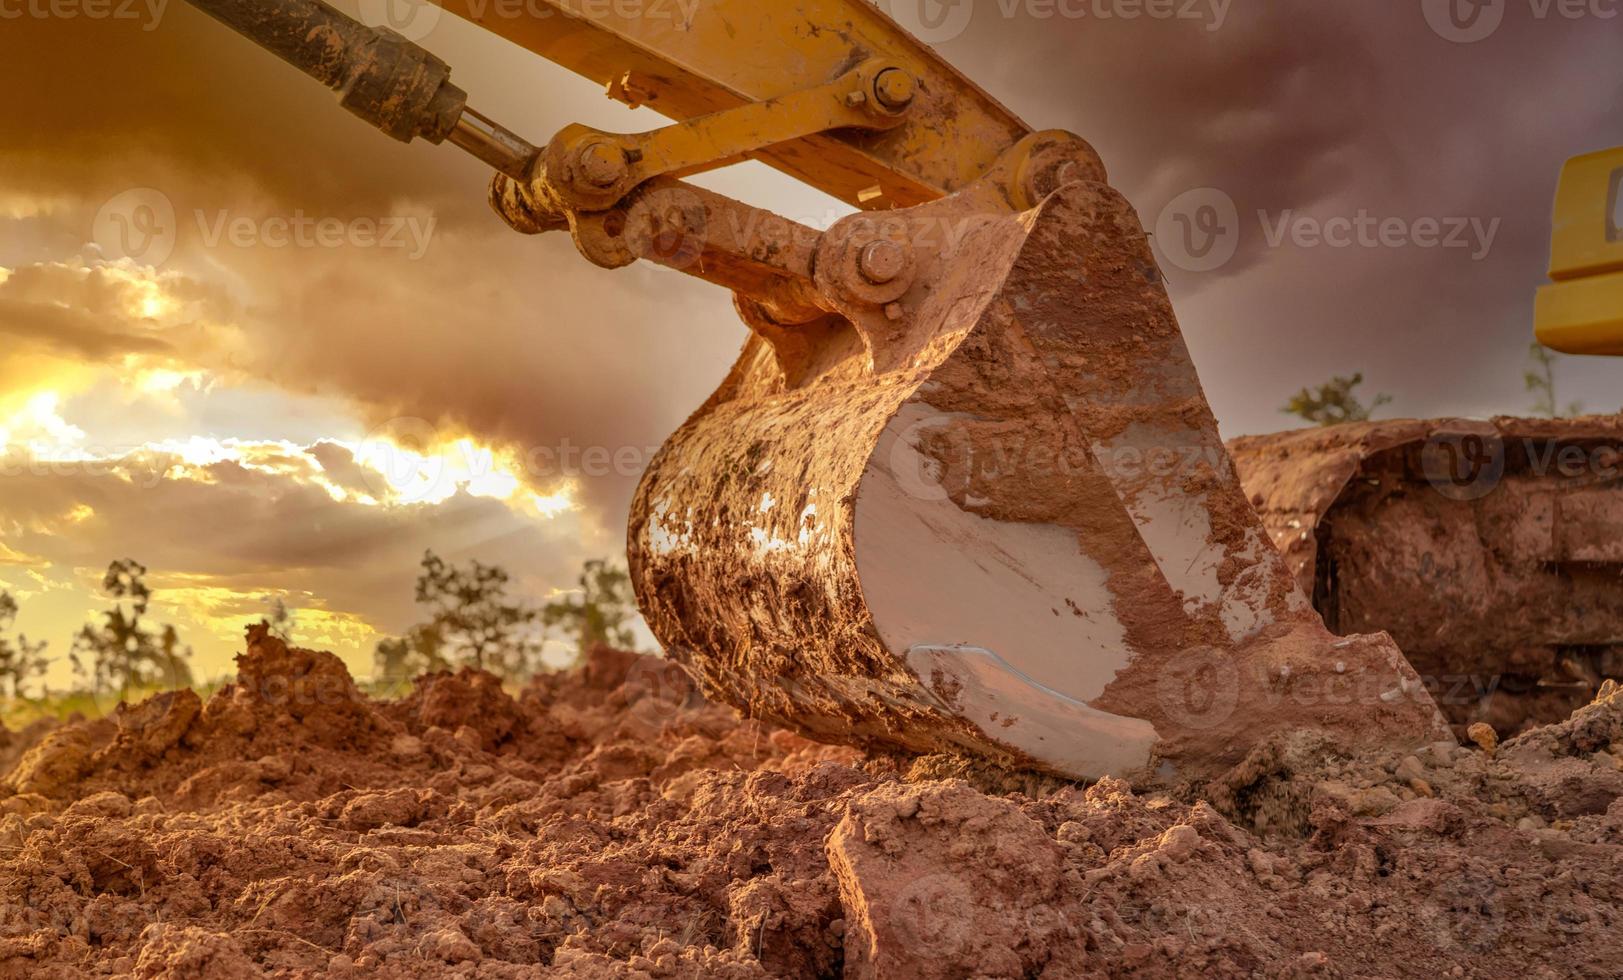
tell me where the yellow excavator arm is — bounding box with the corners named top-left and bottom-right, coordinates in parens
top-left (1536, 146), bottom-right (1623, 356)
top-left (438, 0), bottom-right (1033, 207)
top-left (183, 0), bottom-right (1098, 338)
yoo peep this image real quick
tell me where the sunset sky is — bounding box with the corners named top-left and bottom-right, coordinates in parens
top-left (1, 1), bottom-right (1620, 687)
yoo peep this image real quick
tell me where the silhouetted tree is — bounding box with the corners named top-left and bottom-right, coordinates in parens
top-left (1283, 373), bottom-right (1392, 427)
top-left (261, 595), bottom-right (296, 643)
top-left (373, 621), bottom-right (453, 685)
top-left (70, 559), bottom-right (193, 696)
top-left (0, 591), bottom-right (48, 698)
top-left (542, 559), bottom-right (638, 652)
top-left (372, 551), bottom-right (542, 682)
top-left (1525, 342), bottom-right (1585, 419)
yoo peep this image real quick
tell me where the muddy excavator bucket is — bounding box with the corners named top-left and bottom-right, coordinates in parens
top-left (628, 175), bottom-right (1451, 785)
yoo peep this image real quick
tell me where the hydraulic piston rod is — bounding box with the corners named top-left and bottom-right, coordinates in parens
top-left (183, 0), bottom-right (538, 179)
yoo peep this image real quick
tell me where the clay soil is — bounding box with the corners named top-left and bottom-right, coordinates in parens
top-left (2, 625), bottom-right (1621, 979)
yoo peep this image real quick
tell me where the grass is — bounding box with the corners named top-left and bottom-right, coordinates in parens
top-left (0, 681), bottom-right (231, 731)
top-left (1, 689), bottom-right (117, 729)
top-left (0, 668), bottom-right (554, 732)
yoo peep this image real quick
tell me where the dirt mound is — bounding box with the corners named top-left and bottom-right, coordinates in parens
top-left (4, 624), bottom-right (393, 804)
top-left (0, 719), bottom-right (56, 779)
top-left (1, 630), bottom-right (1620, 977)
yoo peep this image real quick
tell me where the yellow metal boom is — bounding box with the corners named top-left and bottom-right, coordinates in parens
top-left (438, 0), bottom-right (1032, 208)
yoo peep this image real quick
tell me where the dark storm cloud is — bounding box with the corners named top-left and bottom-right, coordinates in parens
top-left (925, 3), bottom-right (1623, 423)
top-left (3, 0), bottom-right (1619, 543)
top-left (0, 2), bottom-right (747, 528)
top-left (0, 447), bottom-right (586, 630)
top-left (0, 296), bottom-right (172, 359)
top-left (937, 3), bottom-right (1387, 275)
top-left (307, 440), bottom-right (378, 498)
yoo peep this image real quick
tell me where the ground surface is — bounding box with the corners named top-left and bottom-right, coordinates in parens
top-left (1, 626), bottom-right (1621, 978)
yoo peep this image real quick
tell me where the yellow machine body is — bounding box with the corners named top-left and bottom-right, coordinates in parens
top-left (1536, 146), bottom-right (1623, 355)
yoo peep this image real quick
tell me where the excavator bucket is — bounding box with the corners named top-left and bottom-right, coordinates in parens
top-left (629, 179), bottom-right (1451, 784)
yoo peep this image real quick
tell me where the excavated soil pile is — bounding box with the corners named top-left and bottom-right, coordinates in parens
top-left (1, 625), bottom-right (1622, 978)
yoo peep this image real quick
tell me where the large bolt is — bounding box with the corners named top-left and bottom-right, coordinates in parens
top-left (576, 139), bottom-right (629, 188)
top-left (873, 69), bottom-right (916, 111)
top-left (858, 239), bottom-right (908, 284)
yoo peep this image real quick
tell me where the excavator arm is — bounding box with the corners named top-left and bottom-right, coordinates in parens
top-left (184, 0), bottom-right (1099, 335)
top-left (178, 0), bottom-right (1037, 204)
top-left (440, 0), bottom-right (1033, 207)
top-left (180, 0), bottom-right (1452, 784)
